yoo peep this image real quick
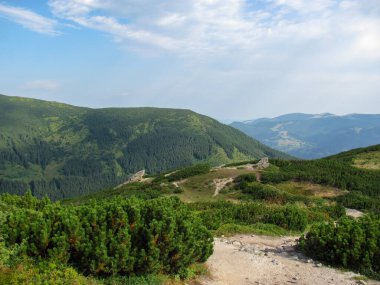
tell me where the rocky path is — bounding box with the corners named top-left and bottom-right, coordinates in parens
top-left (199, 235), bottom-right (378, 285)
top-left (213, 178), bottom-right (233, 197)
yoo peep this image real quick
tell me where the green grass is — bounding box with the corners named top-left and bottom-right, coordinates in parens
top-left (101, 275), bottom-right (166, 285)
top-left (213, 223), bottom-right (299, 237)
top-left (174, 168), bottom-right (257, 202)
top-left (62, 182), bottom-right (166, 205)
top-left (351, 275), bottom-right (369, 282)
top-left (274, 181), bottom-right (343, 198)
top-left (353, 150), bottom-right (380, 170)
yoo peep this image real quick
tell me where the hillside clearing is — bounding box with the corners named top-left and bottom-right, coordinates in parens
top-left (274, 181), bottom-right (344, 198)
top-left (353, 151), bottom-right (380, 170)
top-left (174, 168), bottom-right (259, 202)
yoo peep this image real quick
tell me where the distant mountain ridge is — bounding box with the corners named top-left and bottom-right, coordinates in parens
top-left (231, 113), bottom-right (380, 159)
top-left (0, 94), bottom-right (290, 199)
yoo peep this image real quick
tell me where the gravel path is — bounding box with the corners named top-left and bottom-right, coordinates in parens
top-left (199, 235), bottom-right (378, 285)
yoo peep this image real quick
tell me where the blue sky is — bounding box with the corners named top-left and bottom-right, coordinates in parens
top-left (0, 0), bottom-right (379, 122)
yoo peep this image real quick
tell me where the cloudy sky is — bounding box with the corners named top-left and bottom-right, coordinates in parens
top-left (0, 0), bottom-right (379, 121)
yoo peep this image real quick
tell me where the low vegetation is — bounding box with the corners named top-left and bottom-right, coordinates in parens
top-left (300, 215), bottom-right (380, 279)
top-left (1, 144), bottom-right (380, 283)
top-left (260, 146), bottom-right (380, 214)
top-left (0, 192), bottom-right (213, 284)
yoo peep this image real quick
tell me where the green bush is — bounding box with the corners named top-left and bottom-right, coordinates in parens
top-left (299, 215), bottom-right (380, 277)
top-left (1, 194), bottom-right (213, 277)
top-left (191, 201), bottom-right (308, 232)
top-left (264, 205), bottom-right (308, 231)
top-left (335, 192), bottom-right (380, 215)
top-left (234, 173), bottom-right (257, 189)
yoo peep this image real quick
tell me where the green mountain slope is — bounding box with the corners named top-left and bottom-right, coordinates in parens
top-left (0, 94), bottom-right (291, 199)
top-left (68, 145), bottom-right (380, 206)
top-left (326, 144), bottom-right (380, 169)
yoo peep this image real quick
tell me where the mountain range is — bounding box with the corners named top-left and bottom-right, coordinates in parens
top-left (0, 94), bottom-right (290, 199)
top-left (231, 113), bottom-right (380, 159)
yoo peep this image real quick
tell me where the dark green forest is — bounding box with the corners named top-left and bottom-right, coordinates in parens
top-left (0, 94), bottom-right (291, 200)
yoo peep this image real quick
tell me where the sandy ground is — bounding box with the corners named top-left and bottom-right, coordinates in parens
top-left (199, 235), bottom-right (378, 285)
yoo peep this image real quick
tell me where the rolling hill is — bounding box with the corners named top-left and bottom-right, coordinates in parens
top-left (68, 144), bottom-right (380, 209)
top-left (0, 94), bottom-right (290, 199)
top-left (231, 113), bottom-right (380, 159)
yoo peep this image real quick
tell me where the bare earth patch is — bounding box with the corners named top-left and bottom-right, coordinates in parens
top-left (213, 178), bottom-right (233, 197)
top-left (199, 235), bottom-right (377, 285)
top-left (346, 208), bottom-right (364, 218)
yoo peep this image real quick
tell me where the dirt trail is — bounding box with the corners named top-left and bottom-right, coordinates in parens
top-left (213, 178), bottom-right (233, 197)
top-left (199, 235), bottom-right (377, 285)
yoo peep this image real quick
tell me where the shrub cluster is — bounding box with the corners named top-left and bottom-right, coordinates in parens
top-left (235, 179), bottom-right (321, 206)
top-left (262, 159), bottom-right (380, 198)
top-left (334, 192), bottom-right (380, 215)
top-left (151, 164), bottom-right (211, 184)
top-left (261, 159), bottom-right (380, 214)
top-left (299, 215), bottom-right (380, 277)
top-left (1, 193), bottom-right (213, 277)
top-left (234, 174), bottom-right (257, 190)
top-left (190, 201), bottom-right (308, 231)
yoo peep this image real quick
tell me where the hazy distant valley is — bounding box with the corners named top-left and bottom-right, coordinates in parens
top-left (231, 113), bottom-right (380, 159)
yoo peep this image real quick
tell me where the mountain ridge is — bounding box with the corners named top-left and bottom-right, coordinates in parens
top-left (0, 94), bottom-right (291, 200)
top-left (231, 112), bottom-right (380, 159)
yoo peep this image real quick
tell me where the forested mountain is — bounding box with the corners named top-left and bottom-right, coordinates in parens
top-left (231, 113), bottom-right (380, 159)
top-left (0, 94), bottom-right (290, 199)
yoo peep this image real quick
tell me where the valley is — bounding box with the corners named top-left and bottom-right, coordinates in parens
top-left (231, 113), bottom-right (380, 159)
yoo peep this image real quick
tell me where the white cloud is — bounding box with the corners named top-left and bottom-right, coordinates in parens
top-left (46, 0), bottom-right (380, 60)
top-left (0, 3), bottom-right (59, 35)
top-left (272, 0), bottom-right (335, 14)
top-left (23, 80), bottom-right (60, 92)
top-left (33, 0), bottom-right (380, 120)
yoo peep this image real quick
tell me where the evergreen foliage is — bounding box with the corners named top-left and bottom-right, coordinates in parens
top-left (259, 146), bottom-right (380, 213)
top-left (300, 215), bottom-right (380, 278)
top-left (0, 94), bottom-right (290, 200)
top-left (0, 192), bottom-right (213, 277)
top-left (189, 200), bottom-right (335, 232)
